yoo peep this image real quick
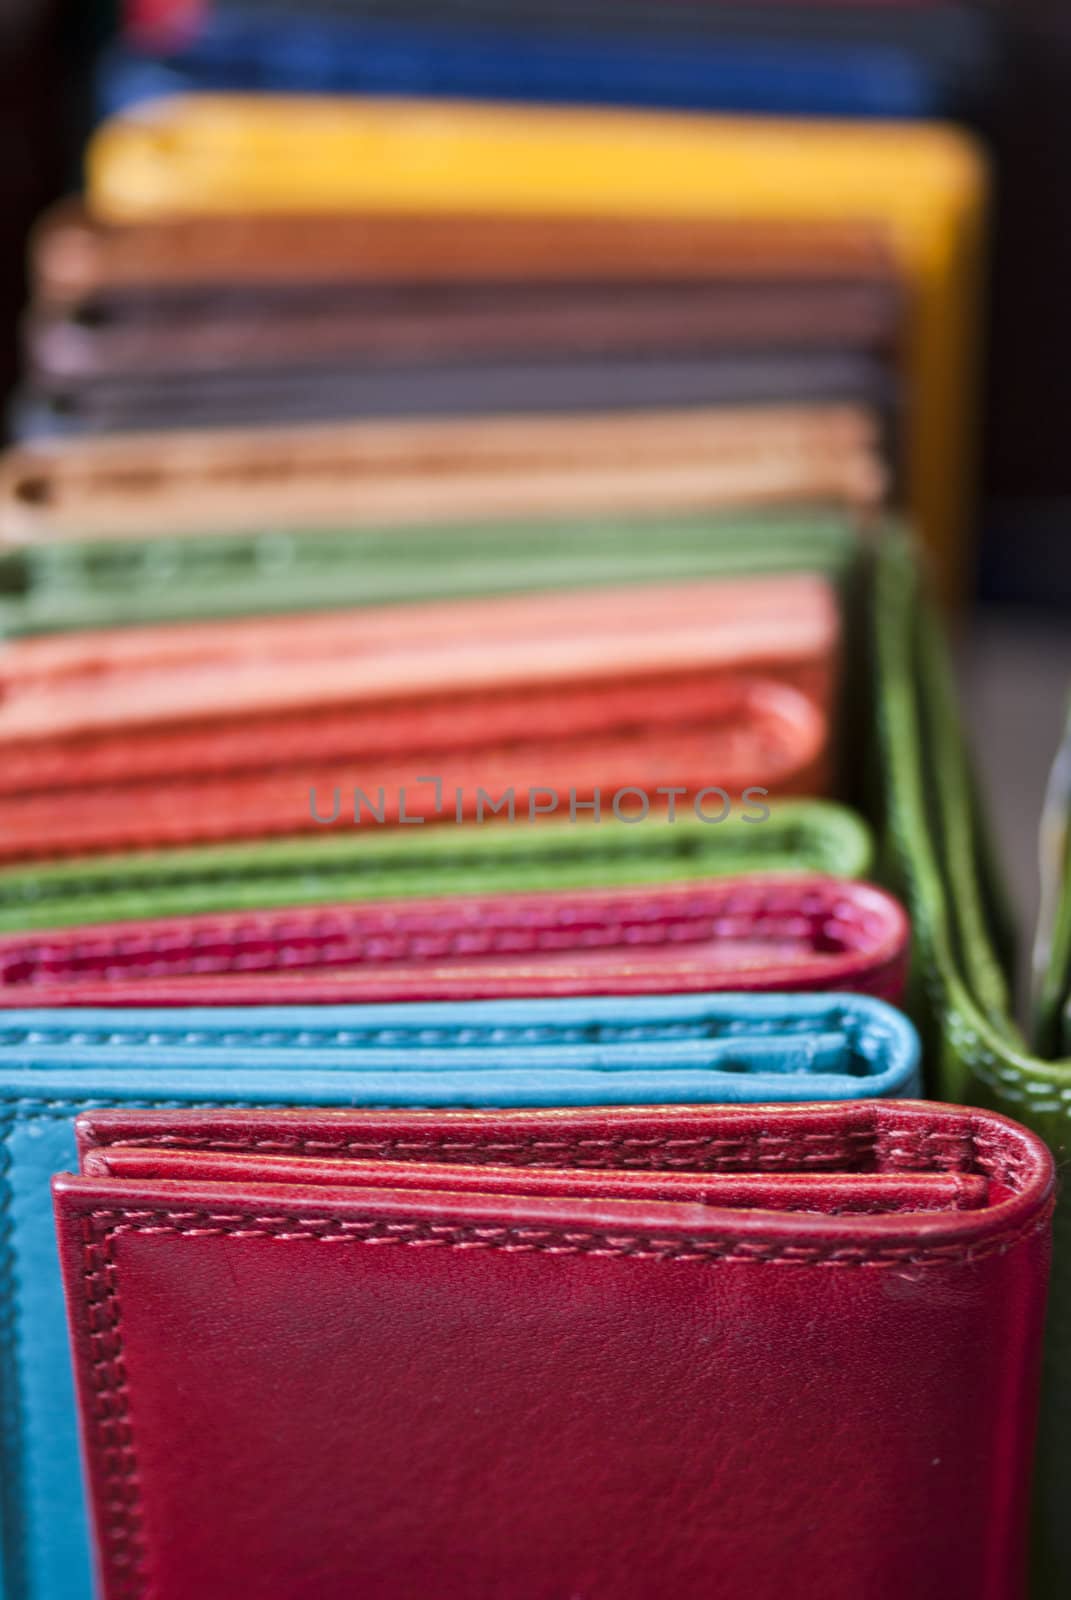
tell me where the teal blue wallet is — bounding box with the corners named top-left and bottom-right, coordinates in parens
top-left (0, 991), bottom-right (918, 1600)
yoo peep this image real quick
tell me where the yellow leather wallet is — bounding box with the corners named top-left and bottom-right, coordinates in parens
top-left (85, 96), bottom-right (986, 603)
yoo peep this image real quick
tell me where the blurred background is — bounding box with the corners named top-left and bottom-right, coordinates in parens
top-left (0, 0), bottom-right (1068, 934)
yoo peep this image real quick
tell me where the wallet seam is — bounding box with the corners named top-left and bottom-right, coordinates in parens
top-left (0, 812), bottom-right (852, 884)
top-left (83, 1128), bottom-right (882, 1164)
top-left (82, 1126), bottom-right (1025, 1180)
top-left (0, 883), bottom-right (903, 984)
top-left (0, 1008), bottom-right (891, 1050)
top-left (85, 1204), bottom-right (1049, 1266)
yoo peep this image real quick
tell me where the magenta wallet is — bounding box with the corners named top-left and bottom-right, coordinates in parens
top-left (55, 1100), bottom-right (1053, 1600)
top-left (0, 875), bottom-right (909, 1005)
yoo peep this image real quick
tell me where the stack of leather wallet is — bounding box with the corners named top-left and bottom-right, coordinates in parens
top-left (0, 17), bottom-right (1063, 1600)
top-left (8, 87), bottom-right (989, 604)
top-left (0, 516), bottom-right (1063, 1600)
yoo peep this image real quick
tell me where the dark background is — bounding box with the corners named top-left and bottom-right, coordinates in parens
top-left (981, 0), bottom-right (1071, 605)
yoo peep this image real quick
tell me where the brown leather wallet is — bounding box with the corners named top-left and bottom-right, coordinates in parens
top-left (27, 280), bottom-right (900, 382)
top-left (0, 404), bottom-right (884, 541)
top-left (31, 200), bottom-right (897, 305)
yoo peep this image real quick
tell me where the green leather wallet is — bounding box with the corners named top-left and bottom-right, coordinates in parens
top-left (1032, 700), bottom-right (1071, 1061)
top-left (0, 801), bottom-right (872, 931)
top-left (0, 512), bottom-right (869, 937)
top-left (0, 505), bottom-right (860, 636)
top-left (868, 532), bottom-right (1068, 1594)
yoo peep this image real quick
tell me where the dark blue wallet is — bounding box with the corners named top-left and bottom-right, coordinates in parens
top-left (97, 8), bottom-right (992, 123)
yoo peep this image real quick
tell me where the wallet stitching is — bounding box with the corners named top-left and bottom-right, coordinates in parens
top-left (92, 1127), bottom-right (1014, 1177)
top-left (0, 817), bottom-right (846, 911)
top-left (88, 1129), bottom-right (884, 1169)
top-left (0, 682), bottom-right (811, 796)
top-left (10, 886), bottom-right (858, 939)
top-left (0, 853), bottom-right (832, 910)
top-left (81, 1216), bottom-right (145, 1600)
top-left (0, 1012), bottom-right (874, 1049)
top-left (0, 886), bottom-right (898, 987)
top-left (88, 1208), bottom-right (1048, 1265)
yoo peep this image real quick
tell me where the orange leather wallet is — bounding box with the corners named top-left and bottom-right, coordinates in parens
top-left (0, 574), bottom-right (837, 861)
top-left (0, 574), bottom-right (837, 743)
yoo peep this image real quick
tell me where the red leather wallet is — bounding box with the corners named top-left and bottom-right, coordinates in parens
top-left (0, 674), bottom-right (825, 862)
top-left (0, 875), bottom-right (908, 1005)
top-left (55, 1100), bottom-right (1053, 1600)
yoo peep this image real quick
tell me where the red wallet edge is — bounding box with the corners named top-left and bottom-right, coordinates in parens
top-left (67, 1100), bottom-right (1055, 1256)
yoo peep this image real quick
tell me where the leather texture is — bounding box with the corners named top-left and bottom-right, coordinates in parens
top-left (0, 801), bottom-right (873, 932)
top-left (97, 6), bottom-right (990, 122)
top-left (82, 95), bottom-right (987, 601)
top-left (0, 573), bottom-right (838, 862)
top-left (27, 279), bottom-right (900, 379)
top-left (21, 223), bottom-right (898, 435)
top-left (20, 347), bottom-right (896, 438)
top-left (0, 404), bottom-right (882, 542)
top-left (116, 3), bottom-right (982, 41)
top-left (0, 675), bottom-right (828, 862)
top-left (31, 200), bottom-right (897, 304)
top-left (0, 506), bottom-right (858, 638)
top-left (84, 96), bottom-right (985, 230)
top-left (0, 574), bottom-right (837, 736)
top-left (16, 349), bottom-right (892, 439)
top-left (125, 3), bottom-right (959, 60)
top-left (54, 1099), bottom-right (1051, 1600)
top-left (0, 874), bottom-right (910, 1006)
top-left (0, 993), bottom-right (919, 1600)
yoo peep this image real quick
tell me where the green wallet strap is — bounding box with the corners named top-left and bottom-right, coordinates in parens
top-left (1033, 698), bottom-right (1071, 1057)
top-left (873, 535), bottom-right (1056, 1089)
top-left (0, 507), bottom-right (858, 635)
top-left (914, 595), bottom-right (1018, 1028)
top-left (0, 801), bottom-right (871, 931)
top-left (873, 534), bottom-right (1071, 1597)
